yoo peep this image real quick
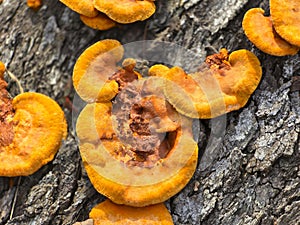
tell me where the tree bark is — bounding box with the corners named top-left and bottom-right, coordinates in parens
top-left (0, 0), bottom-right (299, 224)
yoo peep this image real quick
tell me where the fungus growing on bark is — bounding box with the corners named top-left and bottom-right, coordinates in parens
top-left (0, 61), bottom-right (5, 77)
top-left (76, 77), bottom-right (198, 207)
top-left (80, 13), bottom-right (116, 30)
top-left (59, 0), bottom-right (98, 17)
top-left (270, 0), bottom-right (300, 47)
top-left (27, 0), bottom-right (42, 10)
top-left (148, 64), bottom-right (170, 77)
top-left (73, 39), bottom-right (198, 206)
top-left (89, 200), bottom-right (174, 225)
top-left (93, 0), bottom-right (156, 24)
top-left (73, 39), bottom-right (126, 103)
top-left (242, 8), bottom-right (299, 56)
top-left (161, 49), bottom-right (262, 118)
top-left (60, 0), bottom-right (155, 29)
top-left (0, 91), bottom-right (67, 176)
top-left (0, 62), bottom-right (67, 176)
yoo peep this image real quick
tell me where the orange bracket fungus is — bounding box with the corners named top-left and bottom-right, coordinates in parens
top-left (76, 81), bottom-right (198, 207)
top-left (73, 39), bottom-right (125, 103)
top-left (0, 61), bottom-right (5, 77)
top-left (89, 199), bottom-right (174, 225)
top-left (59, 0), bottom-right (118, 30)
top-left (242, 8), bottom-right (299, 56)
top-left (74, 40), bottom-right (198, 206)
top-left (80, 13), bottom-right (117, 31)
top-left (59, 0), bottom-right (98, 17)
top-left (60, 0), bottom-right (155, 30)
top-left (27, 0), bottom-right (42, 10)
top-left (158, 48), bottom-right (262, 119)
top-left (93, 0), bottom-right (156, 24)
top-left (0, 63), bottom-right (67, 176)
top-left (270, 0), bottom-right (300, 47)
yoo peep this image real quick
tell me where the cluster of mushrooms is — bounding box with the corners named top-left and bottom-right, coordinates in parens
top-left (242, 0), bottom-right (300, 56)
top-left (0, 61), bottom-right (67, 177)
top-left (5, 0), bottom-right (290, 223)
top-left (73, 39), bottom-right (262, 224)
top-left (59, 0), bottom-right (156, 30)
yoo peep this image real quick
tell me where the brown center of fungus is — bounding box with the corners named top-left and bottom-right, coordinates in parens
top-left (205, 48), bottom-right (231, 74)
top-left (109, 64), bottom-right (139, 91)
top-left (110, 80), bottom-right (180, 168)
top-left (0, 76), bottom-right (15, 147)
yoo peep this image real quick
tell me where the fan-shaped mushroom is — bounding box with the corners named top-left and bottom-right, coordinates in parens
top-left (93, 0), bottom-right (156, 24)
top-left (242, 8), bottom-right (299, 56)
top-left (76, 78), bottom-right (198, 207)
top-left (27, 0), bottom-right (42, 10)
top-left (89, 200), bottom-right (174, 225)
top-left (80, 13), bottom-right (116, 30)
top-left (0, 92), bottom-right (67, 176)
top-left (72, 39), bottom-right (126, 103)
top-left (59, 0), bottom-right (98, 17)
top-left (270, 0), bottom-right (300, 47)
top-left (160, 49), bottom-right (262, 118)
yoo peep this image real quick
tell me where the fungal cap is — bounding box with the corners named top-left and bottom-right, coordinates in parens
top-left (80, 13), bottom-right (117, 30)
top-left (217, 49), bottom-right (262, 104)
top-left (59, 0), bottom-right (98, 17)
top-left (148, 64), bottom-right (170, 77)
top-left (0, 92), bottom-right (67, 177)
top-left (82, 143), bottom-right (198, 207)
top-left (270, 0), bottom-right (300, 47)
top-left (27, 0), bottom-right (42, 10)
top-left (90, 200), bottom-right (174, 225)
top-left (242, 8), bottom-right (299, 56)
top-left (163, 66), bottom-right (210, 118)
top-left (76, 101), bottom-right (198, 207)
top-left (0, 61), bottom-right (5, 78)
top-left (163, 49), bottom-right (262, 118)
top-left (93, 0), bottom-right (156, 24)
top-left (73, 39), bottom-right (124, 103)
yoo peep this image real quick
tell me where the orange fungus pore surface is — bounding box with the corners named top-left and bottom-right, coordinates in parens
top-left (27, 0), bottom-right (42, 9)
top-left (0, 91), bottom-right (67, 177)
top-left (89, 200), bottom-right (174, 225)
top-left (0, 61), bottom-right (5, 78)
top-left (59, 0), bottom-right (98, 17)
top-left (76, 75), bottom-right (198, 206)
top-left (162, 49), bottom-right (262, 119)
top-left (93, 0), bottom-right (156, 24)
top-left (80, 13), bottom-right (117, 31)
top-left (242, 8), bottom-right (299, 56)
top-left (72, 39), bottom-right (126, 103)
top-left (270, 0), bottom-right (300, 47)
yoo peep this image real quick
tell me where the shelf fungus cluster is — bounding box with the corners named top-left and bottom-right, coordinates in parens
top-left (59, 0), bottom-right (156, 30)
top-left (74, 39), bottom-right (198, 208)
top-left (150, 48), bottom-right (262, 118)
top-left (0, 62), bottom-right (67, 177)
top-left (242, 0), bottom-right (300, 56)
top-left (73, 39), bottom-right (262, 223)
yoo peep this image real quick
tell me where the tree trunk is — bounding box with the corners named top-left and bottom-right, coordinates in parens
top-left (0, 0), bottom-right (299, 224)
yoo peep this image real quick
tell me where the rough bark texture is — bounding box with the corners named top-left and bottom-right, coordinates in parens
top-left (0, 0), bottom-right (299, 224)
